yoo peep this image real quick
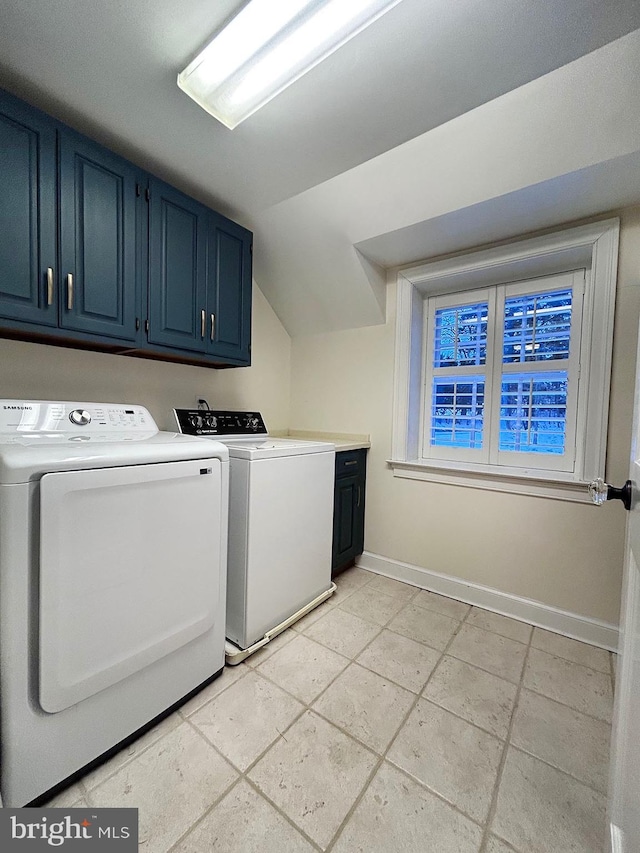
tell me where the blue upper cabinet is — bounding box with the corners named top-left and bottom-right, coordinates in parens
top-left (0, 93), bottom-right (57, 326)
top-left (147, 179), bottom-right (207, 353)
top-left (206, 213), bottom-right (252, 364)
top-left (59, 130), bottom-right (138, 341)
top-left (147, 181), bottom-right (253, 365)
top-left (0, 88), bottom-right (252, 367)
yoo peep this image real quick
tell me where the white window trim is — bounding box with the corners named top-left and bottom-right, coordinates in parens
top-left (390, 219), bottom-right (620, 502)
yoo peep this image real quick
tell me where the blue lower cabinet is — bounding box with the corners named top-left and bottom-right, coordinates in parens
top-left (332, 449), bottom-right (367, 575)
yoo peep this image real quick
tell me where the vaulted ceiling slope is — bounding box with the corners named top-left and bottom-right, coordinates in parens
top-left (1, 1), bottom-right (640, 336)
top-left (254, 29), bottom-right (640, 335)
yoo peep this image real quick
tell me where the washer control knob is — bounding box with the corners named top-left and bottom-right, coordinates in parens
top-left (189, 414), bottom-right (202, 429)
top-left (69, 409), bottom-right (91, 426)
top-left (204, 414), bottom-right (217, 429)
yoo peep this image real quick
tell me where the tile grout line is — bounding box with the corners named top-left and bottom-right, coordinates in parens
top-left (70, 573), bottom-right (610, 851)
top-left (316, 582), bottom-right (438, 852)
top-left (75, 585), bottom-right (491, 795)
top-left (280, 570), bottom-right (372, 638)
top-left (178, 665), bottom-right (250, 716)
top-left (176, 707), bottom-right (325, 851)
top-left (513, 681), bottom-right (613, 726)
top-left (428, 630), bottom-right (614, 726)
top-left (165, 773), bottom-right (245, 853)
top-left (515, 662), bottom-right (614, 725)
top-left (243, 777), bottom-right (325, 852)
top-left (59, 574), bottom-right (422, 839)
top-left (323, 597), bottom-right (479, 852)
top-left (82, 667), bottom-right (250, 796)
top-left (504, 742), bottom-right (609, 799)
top-left (415, 693), bottom-right (510, 745)
top-left (177, 651), bottom-right (383, 849)
top-left (280, 593), bottom-right (542, 790)
top-left (529, 642), bottom-right (615, 676)
top-left (81, 714), bottom-right (184, 798)
top-left (163, 569), bottom-right (382, 853)
top-left (477, 622), bottom-right (534, 853)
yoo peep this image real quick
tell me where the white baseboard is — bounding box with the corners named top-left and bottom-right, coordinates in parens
top-left (356, 551), bottom-right (619, 651)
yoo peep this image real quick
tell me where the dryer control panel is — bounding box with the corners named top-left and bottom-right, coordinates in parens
top-left (175, 409), bottom-right (267, 437)
top-left (0, 401), bottom-right (156, 436)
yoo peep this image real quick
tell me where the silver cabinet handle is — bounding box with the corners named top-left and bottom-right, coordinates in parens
top-left (46, 268), bottom-right (54, 306)
top-left (357, 485), bottom-right (361, 507)
top-left (344, 460), bottom-right (358, 467)
top-left (201, 309), bottom-right (205, 339)
top-left (66, 274), bottom-right (73, 310)
top-left (210, 313), bottom-right (216, 341)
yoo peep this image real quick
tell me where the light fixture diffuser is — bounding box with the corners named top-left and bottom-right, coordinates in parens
top-left (178, 0), bottom-right (403, 129)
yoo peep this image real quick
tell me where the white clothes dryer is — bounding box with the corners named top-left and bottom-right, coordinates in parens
top-left (0, 400), bottom-right (229, 806)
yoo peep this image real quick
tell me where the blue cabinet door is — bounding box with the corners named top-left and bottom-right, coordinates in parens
top-left (0, 92), bottom-right (57, 326)
top-left (148, 179), bottom-right (207, 352)
top-left (206, 214), bottom-right (252, 364)
top-left (59, 130), bottom-right (138, 341)
top-left (332, 450), bottom-right (367, 574)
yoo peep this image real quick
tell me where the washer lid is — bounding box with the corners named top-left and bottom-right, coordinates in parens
top-left (173, 409), bottom-right (335, 458)
top-left (220, 437), bottom-right (335, 459)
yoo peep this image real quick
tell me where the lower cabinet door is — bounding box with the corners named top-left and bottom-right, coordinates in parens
top-left (332, 472), bottom-right (365, 571)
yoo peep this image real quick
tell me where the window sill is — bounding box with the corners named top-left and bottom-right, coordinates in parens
top-left (388, 459), bottom-right (593, 503)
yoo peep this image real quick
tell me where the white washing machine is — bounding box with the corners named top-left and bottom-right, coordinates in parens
top-left (0, 400), bottom-right (229, 807)
top-left (175, 410), bottom-right (335, 658)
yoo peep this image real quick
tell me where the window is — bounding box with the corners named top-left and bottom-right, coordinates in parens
top-left (391, 220), bottom-right (619, 501)
top-left (424, 271), bottom-right (583, 473)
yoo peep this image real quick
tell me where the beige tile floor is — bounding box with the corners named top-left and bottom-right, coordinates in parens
top-left (47, 567), bottom-right (615, 852)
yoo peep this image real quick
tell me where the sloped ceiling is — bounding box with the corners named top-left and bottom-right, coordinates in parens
top-left (1, 1), bottom-right (640, 336)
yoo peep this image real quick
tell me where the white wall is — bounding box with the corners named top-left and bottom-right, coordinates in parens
top-left (254, 30), bottom-right (640, 336)
top-left (0, 284), bottom-right (291, 432)
top-left (3, 208), bottom-right (638, 628)
top-left (289, 208), bottom-right (640, 625)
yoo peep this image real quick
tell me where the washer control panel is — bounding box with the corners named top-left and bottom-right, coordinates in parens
top-left (175, 409), bottom-right (267, 437)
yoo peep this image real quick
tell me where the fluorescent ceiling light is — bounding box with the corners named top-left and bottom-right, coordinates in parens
top-left (178, 0), bottom-right (403, 129)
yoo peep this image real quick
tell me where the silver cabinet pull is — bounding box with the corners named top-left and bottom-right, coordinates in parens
top-left (344, 460), bottom-right (358, 467)
top-left (46, 268), bottom-right (54, 306)
top-left (201, 309), bottom-right (205, 339)
top-left (357, 485), bottom-right (361, 507)
top-left (66, 274), bottom-right (73, 310)
top-left (210, 313), bottom-right (216, 341)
